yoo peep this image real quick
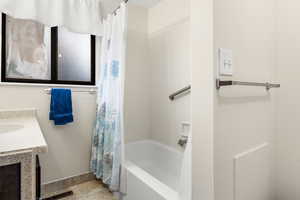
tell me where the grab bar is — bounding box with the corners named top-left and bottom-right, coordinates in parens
top-left (169, 85), bottom-right (191, 100)
top-left (216, 79), bottom-right (280, 90)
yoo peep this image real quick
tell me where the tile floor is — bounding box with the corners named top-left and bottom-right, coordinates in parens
top-left (50, 180), bottom-right (115, 200)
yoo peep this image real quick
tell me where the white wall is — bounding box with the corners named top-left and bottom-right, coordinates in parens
top-left (0, 85), bottom-right (96, 184)
top-left (0, 15), bottom-right (97, 184)
top-left (124, 4), bottom-right (151, 143)
top-left (190, 0), bottom-right (214, 199)
top-left (213, 0), bottom-right (277, 199)
top-left (148, 0), bottom-right (189, 35)
top-left (148, 16), bottom-right (190, 150)
top-left (125, 0), bottom-right (191, 150)
top-left (276, 1), bottom-right (300, 199)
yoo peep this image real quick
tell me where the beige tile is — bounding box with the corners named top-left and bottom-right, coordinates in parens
top-left (42, 173), bottom-right (95, 197)
top-left (59, 180), bottom-right (114, 200)
top-left (83, 190), bottom-right (114, 200)
top-left (60, 196), bottom-right (76, 200)
top-left (73, 181), bottom-right (111, 195)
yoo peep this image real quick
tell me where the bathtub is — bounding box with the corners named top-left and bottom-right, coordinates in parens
top-left (123, 140), bottom-right (183, 200)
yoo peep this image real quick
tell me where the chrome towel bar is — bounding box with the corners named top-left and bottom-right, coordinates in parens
top-left (169, 85), bottom-right (191, 100)
top-left (44, 88), bottom-right (97, 94)
top-left (216, 79), bottom-right (280, 90)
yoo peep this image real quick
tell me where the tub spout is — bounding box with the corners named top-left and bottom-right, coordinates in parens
top-left (178, 136), bottom-right (188, 147)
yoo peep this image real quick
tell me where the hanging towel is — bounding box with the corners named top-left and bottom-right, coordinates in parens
top-left (49, 88), bottom-right (74, 125)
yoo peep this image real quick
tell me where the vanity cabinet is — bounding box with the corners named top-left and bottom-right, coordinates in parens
top-left (0, 163), bottom-right (21, 200)
top-left (0, 109), bottom-right (47, 200)
top-left (0, 154), bottom-right (42, 200)
top-left (36, 156), bottom-right (41, 200)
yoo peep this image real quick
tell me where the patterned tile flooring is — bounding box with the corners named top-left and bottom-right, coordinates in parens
top-left (52, 180), bottom-right (115, 200)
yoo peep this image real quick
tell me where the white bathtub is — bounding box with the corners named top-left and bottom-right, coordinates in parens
top-left (123, 140), bottom-right (183, 200)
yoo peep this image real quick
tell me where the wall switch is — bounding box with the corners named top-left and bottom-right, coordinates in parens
top-left (219, 48), bottom-right (233, 76)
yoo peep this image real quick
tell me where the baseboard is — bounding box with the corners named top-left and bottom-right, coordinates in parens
top-left (41, 172), bottom-right (95, 198)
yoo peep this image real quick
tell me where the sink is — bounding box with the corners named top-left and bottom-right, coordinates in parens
top-left (0, 124), bottom-right (24, 134)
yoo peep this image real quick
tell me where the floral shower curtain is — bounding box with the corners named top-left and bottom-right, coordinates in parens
top-left (90, 2), bottom-right (127, 192)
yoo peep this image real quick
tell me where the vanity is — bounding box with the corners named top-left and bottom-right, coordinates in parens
top-left (0, 109), bottom-right (47, 200)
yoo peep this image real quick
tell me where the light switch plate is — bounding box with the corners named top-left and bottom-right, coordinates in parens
top-left (219, 48), bottom-right (233, 76)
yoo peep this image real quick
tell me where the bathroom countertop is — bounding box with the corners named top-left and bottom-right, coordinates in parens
top-left (0, 108), bottom-right (48, 155)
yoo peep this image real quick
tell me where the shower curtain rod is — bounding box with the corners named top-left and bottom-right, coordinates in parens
top-left (113, 0), bottom-right (129, 14)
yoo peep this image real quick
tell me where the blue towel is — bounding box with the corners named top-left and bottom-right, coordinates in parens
top-left (49, 88), bottom-right (74, 125)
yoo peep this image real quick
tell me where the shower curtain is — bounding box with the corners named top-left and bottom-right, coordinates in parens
top-left (90, 2), bottom-right (127, 192)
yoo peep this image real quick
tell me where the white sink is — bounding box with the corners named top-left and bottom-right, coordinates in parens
top-left (0, 124), bottom-right (24, 134)
top-left (0, 109), bottom-right (47, 155)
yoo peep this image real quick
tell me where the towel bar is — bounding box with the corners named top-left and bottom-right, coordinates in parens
top-left (44, 88), bottom-right (96, 94)
top-left (216, 79), bottom-right (280, 90)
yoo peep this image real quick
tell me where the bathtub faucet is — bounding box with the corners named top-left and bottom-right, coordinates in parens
top-left (178, 135), bottom-right (188, 147)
